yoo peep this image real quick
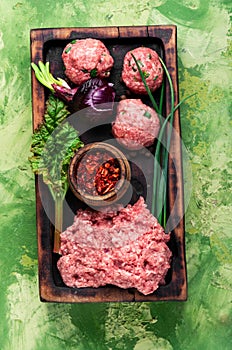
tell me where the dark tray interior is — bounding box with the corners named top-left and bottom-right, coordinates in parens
top-left (41, 36), bottom-right (174, 292)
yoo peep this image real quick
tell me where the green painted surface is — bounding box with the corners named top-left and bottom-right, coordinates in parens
top-left (0, 0), bottom-right (231, 349)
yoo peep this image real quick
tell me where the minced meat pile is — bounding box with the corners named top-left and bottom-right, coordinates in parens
top-left (57, 197), bottom-right (172, 295)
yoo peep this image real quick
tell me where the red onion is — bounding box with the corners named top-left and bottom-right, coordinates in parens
top-left (71, 78), bottom-right (116, 121)
top-left (52, 84), bottom-right (78, 103)
top-left (53, 78), bottom-right (115, 123)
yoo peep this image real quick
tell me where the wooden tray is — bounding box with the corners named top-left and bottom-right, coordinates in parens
top-left (30, 25), bottom-right (187, 302)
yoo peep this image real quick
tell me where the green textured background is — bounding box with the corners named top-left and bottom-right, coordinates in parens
top-left (0, 1), bottom-right (231, 349)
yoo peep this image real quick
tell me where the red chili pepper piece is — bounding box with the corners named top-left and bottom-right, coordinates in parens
top-left (76, 151), bottom-right (121, 196)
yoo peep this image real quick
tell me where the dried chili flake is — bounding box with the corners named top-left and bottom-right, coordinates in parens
top-left (76, 151), bottom-right (121, 196)
top-left (95, 158), bottom-right (120, 195)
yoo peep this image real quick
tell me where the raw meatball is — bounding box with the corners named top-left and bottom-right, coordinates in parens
top-left (112, 99), bottom-right (160, 150)
top-left (122, 47), bottom-right (163, 94)
top-left (62, 38), bottom-right (114, 85)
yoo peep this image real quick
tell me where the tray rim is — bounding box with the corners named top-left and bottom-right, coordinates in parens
top-left (30, 24), bottom-right (187, 303)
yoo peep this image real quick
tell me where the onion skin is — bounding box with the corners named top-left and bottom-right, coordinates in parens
top-left (70, 78), bottom-right (116, 122)
top-left (53, 78), bottom-right (116, 123)
top-left (52, 84), bottom-right (78, 103)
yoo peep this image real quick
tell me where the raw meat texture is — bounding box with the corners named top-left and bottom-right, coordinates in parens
top-left (57, 197), bottom-right (172, 295)
top-left (112, 99), bottom-right (160, 150)
top-left (122, 47), bottom-right (163, 94)
top-left (62, 38), bottom-right (114, 85)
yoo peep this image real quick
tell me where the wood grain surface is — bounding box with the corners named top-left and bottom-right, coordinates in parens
top-left (30, 25), bottom-right (187, 303)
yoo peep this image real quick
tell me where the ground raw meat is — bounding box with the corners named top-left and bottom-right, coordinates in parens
top-left (62, 38), bottom-right (114, 85)
top-left (112, 99), bottom-right (160, 150)
top-left (57, 197), bottom-right (172, 295)
top-left (122, 47), bottom-right (163, 94)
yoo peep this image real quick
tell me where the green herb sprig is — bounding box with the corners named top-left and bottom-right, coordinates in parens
top-left (131, 54), bottom-right (160, 116)
top-left (29, 94), bottom-right (83, 252)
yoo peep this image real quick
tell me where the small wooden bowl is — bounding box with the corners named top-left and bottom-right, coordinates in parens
top-left (68, 142), bottom-right (131, 207)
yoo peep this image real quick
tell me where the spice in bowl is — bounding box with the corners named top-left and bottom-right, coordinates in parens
top-left (95, 157), bottom-right (121, 195)
top-left (76, 151), bottom-right (121, 196)
top-left (68, 142), bottom-right (131, 206)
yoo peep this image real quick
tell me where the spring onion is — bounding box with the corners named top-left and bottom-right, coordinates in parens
top-left (132, 54), bottom-right (196, 229)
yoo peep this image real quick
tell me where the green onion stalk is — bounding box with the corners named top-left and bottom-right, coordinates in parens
top-left (31, 61), bottom-right (78, 103)
top-left (31, 61), bottom-right (70, 92)
top-left (132, 54), bottom-right (195, 229)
